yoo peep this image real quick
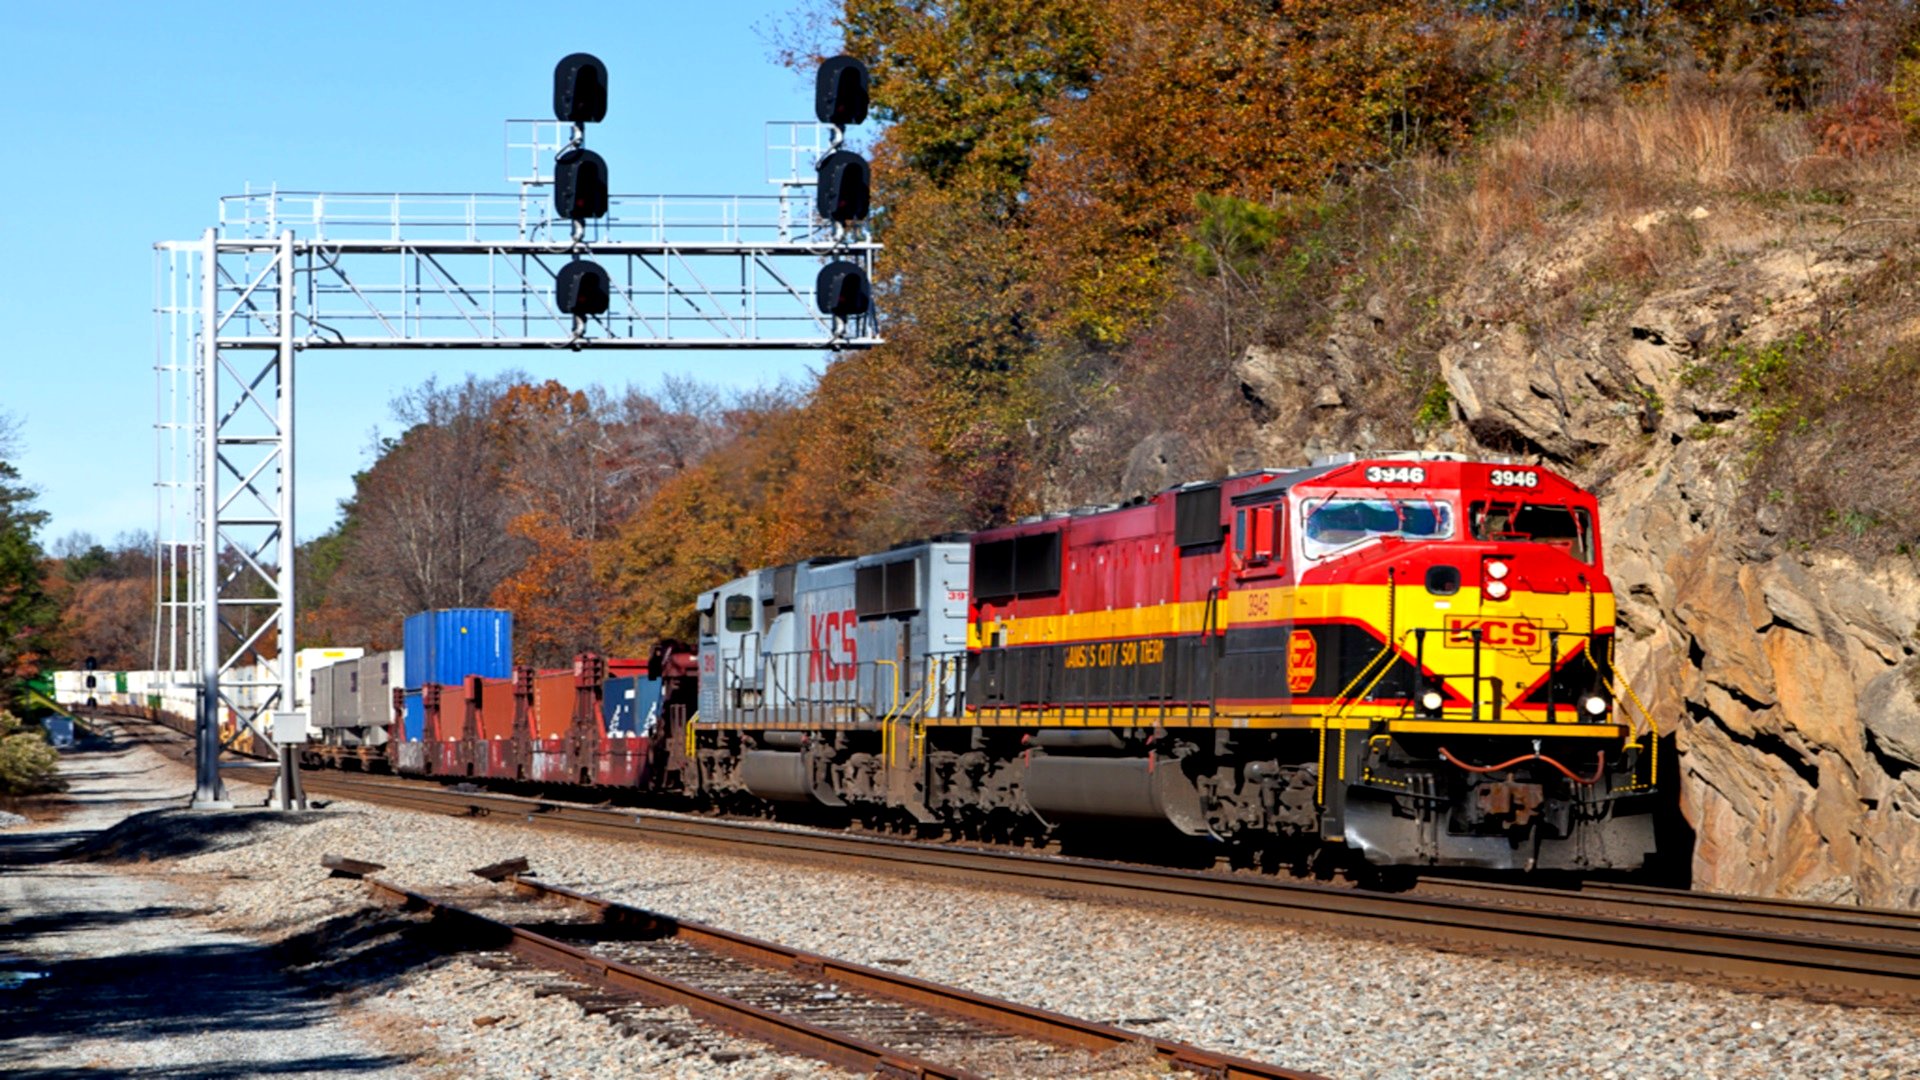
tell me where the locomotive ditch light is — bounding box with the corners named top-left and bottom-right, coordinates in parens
top-left (555, 258), bottom-right (612, 316)
top-left (553, 53), bottom-right (609, 124)
top-left (815, 260), bottom-right (870, 317)
top-left (1484, 579), bottom-right (1510, 600)
top-left (816, 150), bottom-right (871, 222)
top-left (1420, 690), bottom-right (1445, 712)
top-left (1486, 560), bottom-right (1509, 580)
top-left (815, 55), bottom-right (870, 126)
top-left (1583, 694), bottom-right (1609, 717)
top-left (554, 148), bottom-right (609, 220)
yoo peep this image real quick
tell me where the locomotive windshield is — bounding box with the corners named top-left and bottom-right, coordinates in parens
top-left (1469, 500), bottom-right (1594, 562)
top-left (1302, 497), bottom-right (1454, 559)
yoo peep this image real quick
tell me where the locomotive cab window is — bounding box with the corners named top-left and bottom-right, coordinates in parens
top-left (1470, 501), bottom-right (1594, 562)
top-left (724, 595), bottom-right (754, 633)
top-left (1301, 498), bottom-right (1453, 560)
top-left (698, 604), bottom-right (716, 637)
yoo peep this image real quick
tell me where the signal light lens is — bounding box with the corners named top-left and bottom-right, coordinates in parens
top-left (1486, 560), bottom-right (1509, 580)
top-left (1485, 579), bottom-right (1510, 600)
top-left (1421, 690), bottom-right (1444, 711)
top-left (1583, 694), bottom-right (1608, 716)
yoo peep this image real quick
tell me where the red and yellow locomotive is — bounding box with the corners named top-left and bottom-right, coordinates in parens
top-left (956, 453), bottom-right (1656, 871)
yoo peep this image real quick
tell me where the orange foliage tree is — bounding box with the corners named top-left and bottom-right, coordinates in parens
top-left (585, 0), bottom-right (1890, 649)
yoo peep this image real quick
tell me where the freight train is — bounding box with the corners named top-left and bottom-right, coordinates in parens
top-left (58, 453), bottom-right (1661, 873)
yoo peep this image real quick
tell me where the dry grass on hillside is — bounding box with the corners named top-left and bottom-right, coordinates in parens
top-left (1054, 76), bottom-right (1920, 555)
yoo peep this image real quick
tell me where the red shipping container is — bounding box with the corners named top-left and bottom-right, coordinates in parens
top-left (450, 679), bottom-right (480, 741)
top-left (532, 670), bottom-right (575, 739)
top-left (477, 676), bottom-right (516, 742)
top-left (606, 657), bottom-right (648, 679)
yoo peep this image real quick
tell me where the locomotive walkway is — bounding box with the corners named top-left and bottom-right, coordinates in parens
top-left (0, 726), bottom-right (403, 1079)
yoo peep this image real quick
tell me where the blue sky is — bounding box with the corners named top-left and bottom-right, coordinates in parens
top-left (0, 0), bottom-right (841, 547)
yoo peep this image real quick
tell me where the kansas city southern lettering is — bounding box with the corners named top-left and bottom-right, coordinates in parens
top-left (1062, 638), bottom-right (1167, 670)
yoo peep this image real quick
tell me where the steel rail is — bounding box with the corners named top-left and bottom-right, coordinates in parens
top-left (499, 874), bottom-right (1321, 1080)
top-left (92, 717), bottom-right (1920, 1002)
top-left (1418, 877), bottom-right (1920, 948)
top-left (299, 772), bottom-right (1920, 1001)
top-left (363, 875), bottom-right (989, 1080)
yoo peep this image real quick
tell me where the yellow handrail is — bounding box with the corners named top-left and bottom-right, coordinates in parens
top-left (1315, 633), bottom-right (1405, 804)
top-left (1604, 654), bottom-right (1660, 790)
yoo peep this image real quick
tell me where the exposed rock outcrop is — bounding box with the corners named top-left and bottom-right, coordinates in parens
top-left (1204, 186), bottom-right (1920, 907)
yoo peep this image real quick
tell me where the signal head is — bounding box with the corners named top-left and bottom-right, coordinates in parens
top-left (815, 150), bottom-right (870, 223)
top-left (815, 55), bottom-right (870, 126)
top-left (553, 53), bottom-right (609, 124)
top-left (815, 260), bottom-right (871, 317)
top-left (554, 148), bottom-right (610, 220)
top-left (555, 259), bottom-right (612, 317)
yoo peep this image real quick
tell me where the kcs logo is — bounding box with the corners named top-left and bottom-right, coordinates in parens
top-left (1287, 630), bottom-right (1317, 694)
top-left (809, 609), bottom-right (857, 682)
top-left (1445, 616), bottom-right (1541, 648)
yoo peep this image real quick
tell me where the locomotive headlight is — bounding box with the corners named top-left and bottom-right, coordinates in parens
top-left (1583, 694), bottom-right (1608, 716)
top-left (1421, 690), bottom-right (1444, 711)
top-left (1486, 560), bottom-right (1509, 580)
top-left (1485, 579), bottom-right (1510, 600)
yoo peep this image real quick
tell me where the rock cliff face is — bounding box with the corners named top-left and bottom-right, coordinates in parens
top-left (1226, 196), bottom-right (1920, 908)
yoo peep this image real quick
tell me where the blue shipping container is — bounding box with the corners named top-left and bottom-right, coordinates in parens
top-left (603, 676), bottom-right (664, 737)
top-left (402, 691), bottom-right (424, 741)
top-left (403, 608), bottom-right (513, 690)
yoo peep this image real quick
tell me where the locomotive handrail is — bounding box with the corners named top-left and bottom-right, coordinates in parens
top-left (1326, 629), bottom-right (1417, 786)
top-left (874, 659), bottom-right (902, 724)
top-left (1604, 652), bottom-right (1661, 791)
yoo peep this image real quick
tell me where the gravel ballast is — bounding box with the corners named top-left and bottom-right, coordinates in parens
top-left (171, 796), bottom-right (1916, 1079)
top-left (38, 720), bottom-right (1920, 1079)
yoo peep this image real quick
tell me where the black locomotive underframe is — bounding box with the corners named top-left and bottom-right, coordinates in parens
top-left (692, 721), bottom-right (1655, 871)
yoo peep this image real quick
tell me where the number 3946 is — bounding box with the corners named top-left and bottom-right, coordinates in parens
top-left (1364, 465), bottom-right (1426, 484)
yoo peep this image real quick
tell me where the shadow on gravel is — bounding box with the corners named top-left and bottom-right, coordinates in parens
top-left (72, 808), bottom-right (333, 863)
top-left (0, 905), bottom-right (205, 939)
top-left (0, 938), bottom-right (413, 1075)
top-left (270, 905), bottom-right (461, 1004)
top-left (0, 808), bottom-right (328, 868)
top-left (0, 830), bottom-right (100, 867)
top-left (4, 1054), bottom-right (408, 1079)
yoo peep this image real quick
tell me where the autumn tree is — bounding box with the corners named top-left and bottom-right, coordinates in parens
top-left (304, 375), bottom-right (526, 649)
top-left (46, 531), bottom-right (155, 670)
top-left (0, 416), bottom-right (57, 704)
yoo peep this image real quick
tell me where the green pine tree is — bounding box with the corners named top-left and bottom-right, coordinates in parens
top-left (0, 453), bottom-right (58, 709)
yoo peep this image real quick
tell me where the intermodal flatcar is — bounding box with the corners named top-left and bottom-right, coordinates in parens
top-left (57, 453), bottom-right (1660, 874)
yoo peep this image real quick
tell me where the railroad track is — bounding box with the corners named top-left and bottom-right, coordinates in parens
top-left (294, 770), bottom-right (1920, 1004)
top-left (94, 715), bottom-right (1920, 1003)
top-left (357, 863), bottom-right (1318, 1079)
